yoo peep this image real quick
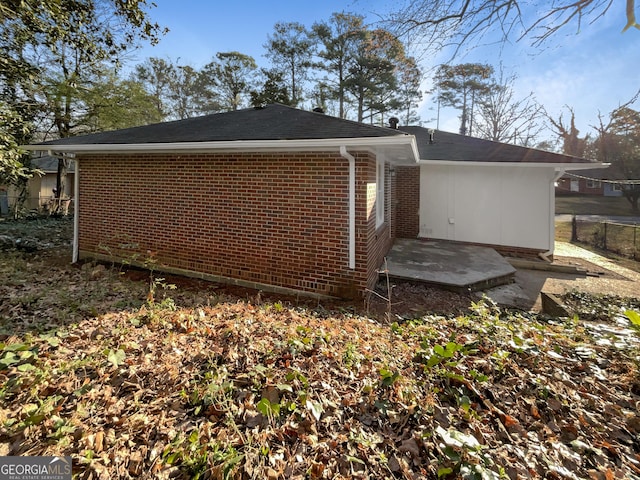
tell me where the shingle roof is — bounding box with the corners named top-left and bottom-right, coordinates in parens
top-left (402, 127), bottom-right (594, 164)
top-left (36, 104), bottom-right (406, 146)
top-left (30, 155), bottom-right (75, 172)
top-left (31, 105), bottom-right (596, 167)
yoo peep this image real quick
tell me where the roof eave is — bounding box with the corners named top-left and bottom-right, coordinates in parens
top-left (24, 136), bottom-right (409, 153)
top-left (417, 159), bottom-right (607, 170)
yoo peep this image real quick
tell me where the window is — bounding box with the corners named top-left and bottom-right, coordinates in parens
top-left (612, 183), bottom-right (623, 192)
top-left (376, 159), bottom-right (385, 227)
top-left (570, 180), bottom-right (579, 192)
top-left (586, 179), bottom-right (601, 189)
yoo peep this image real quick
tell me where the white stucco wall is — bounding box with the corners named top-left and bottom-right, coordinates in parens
top-left (419, 163), bottom-right (556, 251)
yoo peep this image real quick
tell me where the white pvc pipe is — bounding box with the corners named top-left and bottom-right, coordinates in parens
top-left (72, 157), bottom-right (79, 263)
top-left (340, 146), bottom-right (356, 270)
top-left (543, 169), bottom-right (566, 259)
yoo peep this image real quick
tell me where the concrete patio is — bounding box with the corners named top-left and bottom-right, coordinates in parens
top-left (383, 239), bottom-right (517, 293)
top-left (382, 239), bottom-right (640, 312)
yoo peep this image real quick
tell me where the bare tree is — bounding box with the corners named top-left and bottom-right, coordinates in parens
top-left (547, 107), bottom-right (589, 157)
top-left (384, 0), bottom-right (639, 53)
top-left (591, 91), bottom-right (640, 211)
top-left (474, 70), bottom-right (544, 146)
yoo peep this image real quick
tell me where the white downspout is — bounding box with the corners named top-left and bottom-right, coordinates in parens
top-left (340, 146), bottom-right (356, 269)
top-left (72, 156), bottom-right (79, 263)
top-left (540, 169), bottom-right (565, 261)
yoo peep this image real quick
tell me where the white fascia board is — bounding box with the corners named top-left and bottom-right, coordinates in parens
top-left (556, 162), bottom-right (609, 171)
top-left (417, 159), bottom-right (606, 170)
top-left (23, 136), bottom-right (418, 156)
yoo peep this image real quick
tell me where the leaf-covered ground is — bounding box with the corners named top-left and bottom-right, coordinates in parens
top-left (1, 217), bottom-right (640, 479)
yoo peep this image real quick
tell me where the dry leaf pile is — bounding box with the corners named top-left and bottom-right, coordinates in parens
top-left (1, 218), bottom-right (640, 479)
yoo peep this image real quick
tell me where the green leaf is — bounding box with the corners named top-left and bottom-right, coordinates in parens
top-left (74, 383), bottom-right (93, 397)
top-left (4, 342), bottom-right (31, 352)
top-left (445, 342), bottom-right (463, 357)
top-left (256, 398), bottom-right (269, 416)
top-left (459, 395), bottom-right (471, 413)
top-left (107, 349), bottom-right (126, 367)
top-left (19, 350), bottom-right (34, 360)
top-left (444, 372), bottom-right (465, 382)
top-left (17, 363), bottom-right (36, 372)
top-left (437, 467), bottom-right (454, 478)
top-left (0, 352), bottom-right (19, 368)
top-left (24, 413), bottom-right (46, 426)
top-left (436, 425), bottom-right (481, 450)
top-left (625, 310), bottom-right (640, 327)
top-left (379, 368), bottom-right (400, 386)
top-left (426, 354), bottom-right (443, 368)
top-left (164, 451), bottom-right (180, 465)
top-left (39, 333), bottom-right (61, 347)
top-left (256, 398), bottom-right (279, 418)
top-left (442, 445), bottom-right (460, 462)
top-left (345, 455), bottom-right (365, 465)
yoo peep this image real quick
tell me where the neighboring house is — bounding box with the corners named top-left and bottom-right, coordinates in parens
top-left (24, 104), bottom-right (598, 299)
top-left (0, 155), bottom-right (74, 215)
top-left (556, 165), bottom-right (624, 197)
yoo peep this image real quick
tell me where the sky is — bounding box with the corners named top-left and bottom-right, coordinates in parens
top-left (132, 0), bottom-right (640, 144)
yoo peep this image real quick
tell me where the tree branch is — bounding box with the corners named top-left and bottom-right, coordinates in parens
top-left (623, 0), bottom-right (640, 31)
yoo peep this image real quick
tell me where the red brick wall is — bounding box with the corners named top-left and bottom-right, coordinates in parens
top-left (77, 151), bottom-right (391, 299)
top-left (394, 166), bottom-right (420, 238)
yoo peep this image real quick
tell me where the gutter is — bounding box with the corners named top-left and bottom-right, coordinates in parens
top-left (416, 159), bottom-right (607, 170)
top-left (23, 136), bottom-right (416, 155)
top-left (340, 146), bottom-right (356, 270)
top-left (73, 157), bottom-right (79, 263)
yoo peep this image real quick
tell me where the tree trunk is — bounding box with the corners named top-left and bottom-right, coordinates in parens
top-left (54, 157), bottom-right (69, 215)
top-left (459, 89), bottom-right (468, 135)
top-left (624, 188), bottom-right (640, 213)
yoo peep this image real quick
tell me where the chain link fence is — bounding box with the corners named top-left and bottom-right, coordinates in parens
top-left (571, 216), bottom-right (640, 260)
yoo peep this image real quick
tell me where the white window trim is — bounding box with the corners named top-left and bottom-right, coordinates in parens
top-left (586, 179), bottom-right (601, 189)
top-left (376, 158), bottom-right (385, 228)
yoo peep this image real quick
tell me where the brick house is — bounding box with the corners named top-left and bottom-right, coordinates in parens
top-left (556, 165), bottom-right (623, 197)
top-left (26, 104), bottom-right (597, 298)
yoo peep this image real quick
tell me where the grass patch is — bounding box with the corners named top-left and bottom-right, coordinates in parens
top-left (555, 221), bottom-right (573, 242)
top-left (555, 194), bottom-right (637, 216)
top-left (555, 220), bottom-right (640, 273)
